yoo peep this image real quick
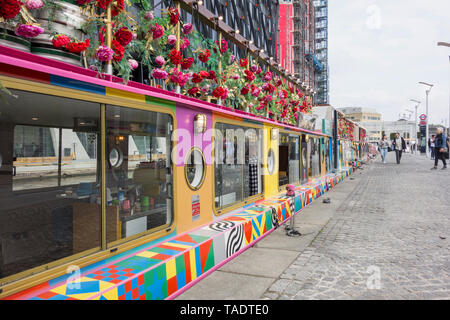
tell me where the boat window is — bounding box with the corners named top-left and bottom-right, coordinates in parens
top-left (105, 105), bottom-right (173, 243)
top-left (214, 122), bottom-right (264, 211)
top-left (0, 89), bottom-right (101, 280)
top-left (279, 133), bottom-right (300, 187)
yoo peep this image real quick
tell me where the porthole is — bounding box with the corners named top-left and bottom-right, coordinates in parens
top-left (267, 148), bottom-right (275, 175)
top-left (185, 148), bottom-right (206, 190)
top-left (109, 147), bottom-right (123, 168)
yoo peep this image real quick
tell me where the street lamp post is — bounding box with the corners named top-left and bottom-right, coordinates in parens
top-left (419, 82), bottom-right (433, 158)
top-left (410, 99), bottom-right (421, 149)
top-left (437, 42), bottom-right (450, 136)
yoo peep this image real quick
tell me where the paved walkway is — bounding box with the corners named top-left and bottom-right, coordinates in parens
top-left (177, 152), bottom-right (450, 300)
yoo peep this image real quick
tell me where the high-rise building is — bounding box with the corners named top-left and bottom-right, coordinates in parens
top-left (278, 1), bottom-right (323, 100)
top-left (197, 0), bottom-right (280, 60)
top-left (313, 0), bottom-right (329, 105)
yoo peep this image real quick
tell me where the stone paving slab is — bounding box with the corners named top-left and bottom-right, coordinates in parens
top-left (218, 248), bottom-right (300, 278)
top-left (175, 271), bottom-right (275, 300)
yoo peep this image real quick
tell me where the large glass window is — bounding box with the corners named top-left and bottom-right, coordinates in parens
top-left (214, 123), bottom-right (264, 211)
top-left (278, 133), bottom-right (300, 187)
top-left (0, 89), bottom-right (101, 279)
top-left (308, 137), bottom-right (321, 178)
top-left (105, 106), bottom-right (173, 243)
top-left (300, 136), bottom-right (308, 183)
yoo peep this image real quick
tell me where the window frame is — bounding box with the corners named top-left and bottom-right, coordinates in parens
top-left (212, 117), bottom-right (265, 216)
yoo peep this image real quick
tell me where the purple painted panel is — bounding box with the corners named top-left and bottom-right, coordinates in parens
top-left (175, 104), bottom-right (213, 166)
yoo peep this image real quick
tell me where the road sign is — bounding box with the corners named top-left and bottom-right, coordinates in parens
top-left (419, 114), bottom-right (427, 121)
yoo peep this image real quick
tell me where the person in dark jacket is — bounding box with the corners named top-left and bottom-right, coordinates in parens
top-left (431, 128), bottom-right (447, 170)
top-left (392, 132), bottom-right (406, 164)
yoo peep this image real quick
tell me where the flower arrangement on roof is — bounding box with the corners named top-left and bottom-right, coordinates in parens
top-left (0, 0), bottom-right (315, 125)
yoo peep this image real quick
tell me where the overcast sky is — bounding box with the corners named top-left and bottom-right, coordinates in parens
top-left (328, 0), bottom-right (450, 125)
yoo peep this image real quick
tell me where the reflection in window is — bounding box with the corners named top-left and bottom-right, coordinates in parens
top-left (106, 106), bottom-right (173, 243)
top-left (308, 137), bottom-right (320, 178)
top-left (214, 123), bottom-right (264, 210)
top-left (279, 134), bottom-right (300, 187)
top-left (185, 149), bottom-right (205, 190)
top-left (0, 89), bottom-right (101, 280)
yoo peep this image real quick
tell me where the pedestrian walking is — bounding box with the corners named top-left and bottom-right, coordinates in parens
top-left (430, 135), bottom-right (436, 160)
top-left (378, 135), bottom-right (389, 164)
top-left (392, 132), bottom-right (406, 164)
top-left (431, 128), bottom-right (447, 170)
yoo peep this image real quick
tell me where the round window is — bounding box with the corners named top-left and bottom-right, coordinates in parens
top-left (267, 148), bottom-right (275, 175)
top-left (185, 148), bottom-right (206, 190)
top-left (109, 147), bottom-right (123, 168)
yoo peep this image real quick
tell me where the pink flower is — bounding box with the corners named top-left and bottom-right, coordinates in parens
top-left (128, 59), bottom-right (138, 70)
top-left (250, 65), bottom-right (258, 73)
top-left (151, 68), bottom-right (168, 80)
top-left (96, 46), bottom-right (114, 62)
top-left (170, 69), bottom-right (189, 87)
top-left (167, 34), bottom-right (177, 46)
top-left (15, 24), bottom-right (44, 38)
top-left (230, 55), bottom-right (235, 64)
top-left (180, 37), bottom-right (189, 50)
top-left (182, 23), bottom-right (193, 35)
top-left (263, 71), bottom-right (272, 82)
top-left (251, 87), bottom-right (261, 97)
top-left (200, 84), bottom-right (210, 94)
top-left (232, 74), bottom-right (240, 80)
top-left (144, 11), bottom-right (154, 20)
top-left (155, 56), bottom-right (165, 66)
top-left (24, 0), bottom-right (44, 9)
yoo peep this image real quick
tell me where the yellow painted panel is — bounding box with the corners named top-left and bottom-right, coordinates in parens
top-left (166, 259), bottom-right (176, 279)
top-left (264, 124), bottom-right (280, 198)
top-left (189, 249), bottom-right (197, 281)
top-left (137, 251), bottom-right (158, 259)
top-left (174, 165), bottom-right (213, 234)
top-left (106, 87), bottom-right (146, 102)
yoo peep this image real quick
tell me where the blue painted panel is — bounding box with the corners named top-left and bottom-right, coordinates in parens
top-left (50, 75), bottom-right (106, 95)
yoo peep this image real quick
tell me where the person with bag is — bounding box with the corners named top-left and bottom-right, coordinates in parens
top-left (431, 127), bottom-right (447, 170)
top-left (378, 135), bottom-right (389, 164)
top-left (392, 132), bottom-right (406, 164)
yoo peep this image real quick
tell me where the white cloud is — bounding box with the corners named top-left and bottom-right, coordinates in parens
top-left (329, 0), bottom-right (450, 126)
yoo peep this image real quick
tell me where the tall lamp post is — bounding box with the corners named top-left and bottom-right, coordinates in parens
top-left (419, 82), bottom-right (433, 157)
top-left (410, 99), bottom-right (421, 147)
top-left (437, 42), bottom-right (450, 136)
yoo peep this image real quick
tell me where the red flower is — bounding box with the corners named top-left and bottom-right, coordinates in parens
top-left (0, 0), bottom-right (22, 20)
top-left (244, 69), bottom-right (255, 82)
top-left (169, 49), bottom-right (182, 65)
top-left (52, 34), bottom-right (71, 48)
top-left (168, 7), bottom-right (179, 26)
top-left (214, 38), bottom-right (228, 55)
top-left (212, 86), bottom-right (225, 99)
top-left (181, 57), bottom-right (194, 70)
top-left (111, 40), bottom-right (124, 62)
top-left (199, 70), bottom-right (210, 78)
top-left (66, 39), bottom-right (90, 54)
top-left (114, 27), bottom-right (132, 47)
top-left (111, 0), bottom-right (124, 17)
top-left (207, 70), bottom-right (216, 81)
top-left (188, 87), bottom-right (200, 96)
top-left (239, 58), bottom-right (248, 68)
top-left (198, 49), bottom-right (210, 63)
top-left (191, 73), bottom-right (203, 84)
top-left (96, 0), bottom-right (113, 10)
top-left (151, 23), bottom-right (164, 39)
top-left (241, 86), bottom-right (250, 95)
